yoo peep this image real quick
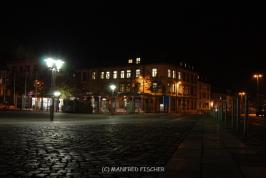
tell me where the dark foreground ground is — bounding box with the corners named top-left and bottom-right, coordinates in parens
top-left (0, 112), bottom-right (198, 177)
top-left (2, 111), bottom-right (266, 178)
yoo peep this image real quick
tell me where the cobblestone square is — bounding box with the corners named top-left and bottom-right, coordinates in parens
top-left (0, 112), bottom-right (198, 177)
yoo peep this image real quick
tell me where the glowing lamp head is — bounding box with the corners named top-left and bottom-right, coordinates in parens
top-left (53, 91), bottom-right (61, 97)
top-left (109, 84), bottom-right (116, 91)
top-left (44, 58), bottom-right (55, 68)
top-left (44, 58), bottom-right (64, 71)
top-left (55, 59), bottom-right (64, 71)
top-left (238, 92), bottom-right (246, 96)
top-left (253, 74), bottom-right (263, 78)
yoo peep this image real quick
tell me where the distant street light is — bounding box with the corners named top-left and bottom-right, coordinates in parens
top-left (109, 84), bottom-right (116, 114)
top-left (139, 76), bottom-right (145, 112)
top-left (44, 58), bottom-right (65, 121)
top-left (175, 81), bottom-right (181, 113)
top-left (238, 91), bottom-right (246, 114)
top-left (54, 91), bottom-right (61, 97)
top-left (253, 74), bottom-right (263, 114)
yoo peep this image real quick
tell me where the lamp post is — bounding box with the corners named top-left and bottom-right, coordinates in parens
top-left (253, 74), bottom-right (263, 114)
top-left (44, 58), bottom-right (64, 121)
top-left (109, 84), bottom-right (116, 114)
top-left (238, 91), bottom-right (246, 114)
top-left (54, 91), bottom-right (61, 112)
top-left (139, 76), bottom-right (145, 112)
top-left (175, 81), bottom-right (181, 113)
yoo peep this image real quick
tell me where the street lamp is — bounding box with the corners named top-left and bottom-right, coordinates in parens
top-left (109, 84), bottom-right (116, 114)
top-left (139, 76), bottom-right (145, 112)
top-left (253, 74), bottom-right (263, 114)
top-left (175, 81), bottom-right (181, 113)
top-left (238, 91), bottom-right (246, 114)
top-left (44, 58), bottom-right (65, 121)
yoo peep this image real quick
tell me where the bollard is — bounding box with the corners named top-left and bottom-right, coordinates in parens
top-left (236, 97), bottom-right (239, 132)
top-left (243, 94), bottom-right (248, 137)
top-left (225, 103), bottom-right (227, 127)
top-left (231, 98), bottom-right (234, 129)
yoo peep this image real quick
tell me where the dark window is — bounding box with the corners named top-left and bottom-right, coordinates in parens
top-left (82, 72), bottom-right (87, 81)
top-left (26, 65), bottom-right (30, 72)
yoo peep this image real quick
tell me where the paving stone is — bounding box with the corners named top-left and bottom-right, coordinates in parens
top-left (0, 113), bottom-right (198, 177)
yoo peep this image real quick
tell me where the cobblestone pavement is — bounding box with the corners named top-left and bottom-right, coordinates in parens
top-left (0, 113), bottom-right (199, 177)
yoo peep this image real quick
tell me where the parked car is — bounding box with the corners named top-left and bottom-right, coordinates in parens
top-left (256, 108), bottom-right (266, 117)
top-left (0, 103), bottom-right (8, 111)
top-left (0, 103), bottom-right (17, 111)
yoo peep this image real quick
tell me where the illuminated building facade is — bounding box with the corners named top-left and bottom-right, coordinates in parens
top-left (76, 58), bottom-right (211, 113)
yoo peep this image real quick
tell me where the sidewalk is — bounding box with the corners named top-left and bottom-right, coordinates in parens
top-left (161, 116), bottom-right (266, 178)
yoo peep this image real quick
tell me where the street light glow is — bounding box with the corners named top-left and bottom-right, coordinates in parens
top-left (253, 74), bottom-right (263, 79)
top-left (53, 91), bottom-right (61, 97)
top-left (238, 92), bottom-right (246, 96)
top-left (55, 59), bottom-right (65, 71)
top-left (44, 58), bottom-right (55, 68)
top-left (110, 84), bottom-right (116, 91)
top-left (44, 58), bottom-right (65, 71)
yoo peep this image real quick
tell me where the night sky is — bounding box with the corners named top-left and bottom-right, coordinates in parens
top-left (0, 2), bottom-right (265, 92)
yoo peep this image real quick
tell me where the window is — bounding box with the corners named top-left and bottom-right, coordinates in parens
top-left (136, 57), bottom-right (141, 64)
top-left (92, 72), bottom-right (96, 80)
top-left (120, 70), bottom-right (125, 78)
top-left (152, 82), bottom-right (158, 90)
top-left (168, 69), bottom-right (171, 78)
top-left (82, 72), bottom-right (87, 81)
top-left (178, 72), bottom-right (182, 80)
top-left (100, 72), bottom-right (104, 79)
top-left (113, 71), bottom-right (117, 79)
top-left (106, 71), bottom-right (110, 79)
top-left (126, 83), bottom-right (131, 92)
top-left (12, 67), bottom-right (17, 72)
top-left (128, 59), bottom-right (133, 63)
top-left (152, 68), bottom-right (157, 77)
top-left (120, 83), bottom-right (125, 92)
top-left (136, 69), bottom-right (141, 77)
top-left (173, 70), bottom-right (176, 79)
top-left (126, 70), bottom-right (131, 78)
top-left (26, 65), bottom-right (30, 72)
top-left (33, 65), bottom-right (38, 72)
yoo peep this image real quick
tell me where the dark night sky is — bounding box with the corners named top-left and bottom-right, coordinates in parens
top-left (0, 2), bottom-right (266, 92)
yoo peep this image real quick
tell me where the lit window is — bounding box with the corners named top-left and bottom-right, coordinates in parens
top-left (113, 71), bottom-right (117, 79)
top-left (178, 72), bottom-right (182, 80)
top-left (168, 69), bottom-right (171, 78)
top-left (126, 83), bottom-right (131, 92)
top-left (152, 68), bottom-right (157, 77)
top-left (120, 70), bottom-right (125, 78)
top-left (127, 70), bottom-right (131, 78)
top-left (136, 57), bottom-right (141, 64)
top-left (106, 71), bottom-right (110, 79)
top-left (120, 83), bottom-right (125, 92)
top-left (136, 69), bottom-right (140, 77)
top-left (128, 59), bottom-right (133, 64)
top-left (92, 72), bottom-right (96, 80)
top-left (152, 82), bottom-right (157, 90)
top-left (173, 70), bottom-right (176, 79)
top-left (100, 72), bottom-right (104, 79)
